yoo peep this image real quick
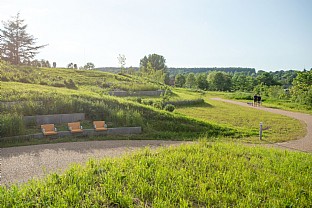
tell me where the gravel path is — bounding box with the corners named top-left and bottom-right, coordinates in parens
top-left (211, 98), bottom-right (312, 152)
top-left (1, 140), bottom-right (188, 186)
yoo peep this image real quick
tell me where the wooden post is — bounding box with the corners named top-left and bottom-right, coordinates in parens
top-left (259, 122), bottom-right (263, 140)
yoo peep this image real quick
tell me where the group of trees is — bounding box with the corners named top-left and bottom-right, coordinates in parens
top-left (174, 70), bottom-right (298, 92)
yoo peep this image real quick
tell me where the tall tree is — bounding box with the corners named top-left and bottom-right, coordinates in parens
top-left (196, 73), bottom-right (209, 90)
top-left (117, 54), bottom-right (126, 73)
top-left (185, 73), bottom-right (196, 88)
top-left (139, 53), bottom-right (168, 84)
top-left (0, 13), bottom-right (47, 65)
top-left (174, 74), bottom-right (186, 87)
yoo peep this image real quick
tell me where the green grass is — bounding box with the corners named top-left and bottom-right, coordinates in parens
top-left (224, 91), bottom-right (312, 115)
top-left (1, 142), bottom-right (311, 207)
top-left (0, 62), bottom-right (160, 92)
top-left (175, 91), bottom-right (306, 143)
top-left (0, 82), bottom-right (244, 146)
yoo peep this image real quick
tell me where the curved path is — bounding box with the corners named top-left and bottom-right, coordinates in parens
top-left (1, 140), bottom-right (188, 185)
top-left (211, 98), bottom-right (312, 152)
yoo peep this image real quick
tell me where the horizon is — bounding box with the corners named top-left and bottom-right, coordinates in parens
top-left (1, 0), bottom-right (311, 71)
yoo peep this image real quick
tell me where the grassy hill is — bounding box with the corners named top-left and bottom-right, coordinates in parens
top-left (1, 142), bottom-right (311, 207)
top-left (0, 62), bottom-right (246, 146)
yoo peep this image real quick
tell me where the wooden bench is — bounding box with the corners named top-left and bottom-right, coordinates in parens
top-left (93, 121), bottom-right (108, 131)
top-left (68, 122), bottom-right (83, 133)
top-left (41, 124), bottom-right (58, 136)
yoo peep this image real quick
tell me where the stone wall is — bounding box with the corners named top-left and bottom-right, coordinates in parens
top-left (0, 127), bottom-right (142, 140)
top-left (109, 90), bottom-right (165, 97)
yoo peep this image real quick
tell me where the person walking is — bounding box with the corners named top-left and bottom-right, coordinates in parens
top-left (253, 94), bottom-right (258, 107)
top-left (257, 95), bottom-right (262, 106)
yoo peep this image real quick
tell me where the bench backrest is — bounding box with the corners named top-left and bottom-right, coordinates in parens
top-left (93, 121), bottom-right (105, 128)
top-left (41, 124), bottom-right (55, 132)
top-left (68, 122), bottom-right (81, 130)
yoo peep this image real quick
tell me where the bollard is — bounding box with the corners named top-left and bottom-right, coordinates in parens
top-left (259, 122), bottom-right (263, 140)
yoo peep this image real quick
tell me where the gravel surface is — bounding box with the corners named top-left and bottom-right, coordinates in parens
top-left (211, 98), bottom-right (312, 152)
top-left (1, 140), bottom-right (189, 186)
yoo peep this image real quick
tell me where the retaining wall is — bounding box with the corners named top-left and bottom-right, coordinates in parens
top-left (109, 90), bottom-right (165, 97)
top-left (24, 113), bottom-right (85, 125)
top-left (0, 127), bottom-right (142, 141)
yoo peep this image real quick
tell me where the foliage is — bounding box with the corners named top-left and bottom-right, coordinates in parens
top-left (231, 72), bottom-right (256, 92)
top-left (185, 73), bottom-right (196, 88)
top-left (174, 73), bottom-right (186, 87)
top-left (0, 113), bottom-right (25, 137)
top-left (83, 62), bottom-right (95, 70)
top-left (291, 69), bottom-right (312, 107)
top-left (0, 13), bottom-right (46, 65)
top-left (139, 54), bottom-right (169, 84)
top-left (164, 104), bottom-right (175, 112)
top-left (168, 67), bottom-right (256, 76)
top-left (117, 54), bottom-right (126, 73)
top-left (195, 73), bottom-right (209, 90)
top-left (207, 71), bottom-right (232, 91)
top-left (1, 142), bottom-right (311, 207)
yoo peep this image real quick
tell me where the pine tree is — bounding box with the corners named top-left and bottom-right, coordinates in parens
top-left (0, 13), bottom-right (47, 65)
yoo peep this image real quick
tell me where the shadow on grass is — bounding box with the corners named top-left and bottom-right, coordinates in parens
top-left (176, 102), bottom-right (214, 108)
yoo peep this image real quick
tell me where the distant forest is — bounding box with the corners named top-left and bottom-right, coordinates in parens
top-left (96, 67), bottom-right (256, 75)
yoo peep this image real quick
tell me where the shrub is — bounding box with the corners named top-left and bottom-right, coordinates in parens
top-left (153, 101), bottom-right (164, 110)
top-left (164, 104), bottom-right (175, 112)
top-left (136, 97), bottom-right (142, 103)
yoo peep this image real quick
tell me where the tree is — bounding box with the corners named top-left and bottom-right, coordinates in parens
top-left (291, 69), bottom-right (312, 106)
top-left (139, 54), bottom-right (168, 84)
top-left (207, 71), bottom-right (232, 91)
top-left (256, 71), bottom-right (280, 86)
top-left (174, 74), bottom-right (186, 87)
top-left (52, 62), bottom-right (56, 68)
top-left (0, 13), bottom-right (47, 65)
top-left (185, 73), bottom-right (196, 88)
top-left (67, 63), bottom-right (73, 68)
top-left (117, 54), bottom-right (126, 73)
top-left (196, 73), bottom-right (209, 90)
top-left (83, 62), bottom-right (95, 70)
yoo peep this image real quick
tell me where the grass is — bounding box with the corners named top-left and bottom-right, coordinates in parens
top-left (175, 91), bottom-right (306, 143)
top-left (224, 91), bottom-right (312, 115)
top-left (1, 142), bottom-right (311, 207)
top-left (1, 82), bottom-right (245, 146)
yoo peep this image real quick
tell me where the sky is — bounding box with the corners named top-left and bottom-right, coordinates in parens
top-left (0, 0), bottom-right (311, 71)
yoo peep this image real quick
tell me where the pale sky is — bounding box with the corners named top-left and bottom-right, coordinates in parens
top-left (0, 0), bottom-right (311, 71)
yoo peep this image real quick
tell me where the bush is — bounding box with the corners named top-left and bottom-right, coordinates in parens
top-left (164, 104), bottom-right (175, 112)
top-left (136, 97), bottom-right (142, 104)
top-left (153, 101), bottom-right (164, 110)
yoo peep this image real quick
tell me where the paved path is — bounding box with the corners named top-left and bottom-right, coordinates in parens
top-left (1, 140), bottom-right (188, 185)
top-left (211, 98), bottom-right (312, 152)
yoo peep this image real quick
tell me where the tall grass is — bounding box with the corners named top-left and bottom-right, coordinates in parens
top-left (1, 82), bottom-right (243, 140)
top-left (1, 142), bottom-right (311, 207)
top-left (0, 113), bottom-right (25, 137)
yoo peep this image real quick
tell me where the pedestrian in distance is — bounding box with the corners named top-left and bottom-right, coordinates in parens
top-left (257, 95), bottom-right (262, 107)
top-left (253, 94), bottom-right (258, 107)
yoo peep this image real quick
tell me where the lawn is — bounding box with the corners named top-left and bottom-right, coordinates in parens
top-left (175, 91), bottom-right (306, 143)
top-left (1, 142), bottom-right (311, 207)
